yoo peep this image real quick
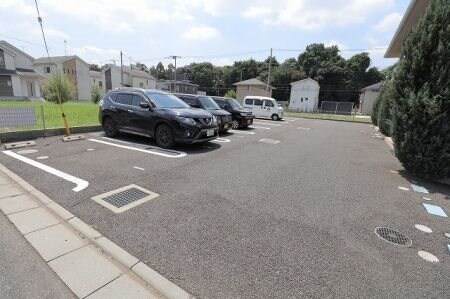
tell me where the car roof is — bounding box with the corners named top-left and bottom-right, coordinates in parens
top-left (244, 96), bottom-right (275, 100)
top-left (112, 88), bottom-right (167, 94)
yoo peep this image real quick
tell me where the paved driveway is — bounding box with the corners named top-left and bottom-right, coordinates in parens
top-left (1, 118), bottom-right (449, 298)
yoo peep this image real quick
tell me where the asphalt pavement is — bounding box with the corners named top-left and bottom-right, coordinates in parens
top-left (0, 117), bottom-right (449, 298)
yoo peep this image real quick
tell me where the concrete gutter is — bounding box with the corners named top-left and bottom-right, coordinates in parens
top-left (0, 163), bottom-right (195, 299)
top-left (0, 125), bottom-right (102, 144)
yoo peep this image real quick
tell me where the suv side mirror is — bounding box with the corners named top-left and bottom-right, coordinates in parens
top-left (139, 101), bottom-right (151, 109)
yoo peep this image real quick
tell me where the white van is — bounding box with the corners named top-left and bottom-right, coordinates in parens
top-left (243, 96), bottom-right (284, 120)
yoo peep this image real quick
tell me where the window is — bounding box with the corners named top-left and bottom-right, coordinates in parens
top-left (0, 49), bottom-right (5, 69)
top-left (93, 78), bottom-right (96, 83)
top-left (264, 100), bottom-right (274, 107)
top-left (254, 99), bottom-right (262, 106)
top-left (45, 67), bottom-right (51, 73)
top-left (245, 98), bottom-right (253, 105)
top-left (109, 92), bottom-right (118, 101)
top-left (139, 82), bottom-right (144, 88)
top-left (132, 95), bottom-right (144, 107)
top-left (305, 97), bottom-right (308, 101)
top-left (116, 93), bottom-right (133, 105)
top-left (301, 98), bottom-right (303, 102)
top-left (63, 68), bottom-right (65, 74)
top-left (146, 92), bottom-right (189, 108)
top-left (99, 81), bottom-right (103, 88)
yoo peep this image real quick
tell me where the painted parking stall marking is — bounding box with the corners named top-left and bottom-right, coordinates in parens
top-left (398, 186), bottom-right (409, 191)
top-left (422, 203), bottom-right (448, 217)
top-left (88, 139), bottom-right (187, 158)
top-left (133, 166), bottom-right (145, 171)
top-left (213, 138), bottom-right (231, 143)
top-left (297, 127), bottom-right (311, 130)
top-left (259, 138), bottom-right (280, 144)
top-left (252, 121), bottom-right (282, 127)
top-left (3, 150), bottom-right (89, 192)
top-left (229, 130), bottom-right (255, 135)
top-left (411, 184), bottom-right (429, 194)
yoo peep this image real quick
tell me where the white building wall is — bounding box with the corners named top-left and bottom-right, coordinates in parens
top-left (132, 77), bottom-right (156, 89)
top-left (289, 80), bottom-right (320, 112)
top-left (360, 90), bottom-right (379, 115)
top-left (11, 76), bottom-right (22, 96)
top-left (76, 60), bottom-right (90, 100)
top-left (13, 52), bottom-right (34, 69)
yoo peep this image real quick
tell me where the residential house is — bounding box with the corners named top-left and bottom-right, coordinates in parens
top-left (0, 40), bottom-right (43, 99)
top-left (33, 55), bottom-right (90, 100)
top-left (89, 70), bottom-right (104, 96)
top-left (103, 65), bottom-right (156, 91)
top-left (233, 78), bottom-right (274, 101)
top-left (359, 82), bottom-right (383, 115)
top-left (385, 0), bottom-right (431, 58)
top-left (288, 78), bottom-right (320, 112)
top-left (156, 80), bottom-right (199, 94)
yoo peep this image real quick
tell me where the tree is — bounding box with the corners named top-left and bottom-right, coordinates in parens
top-left (224, 89), bottom-right (236, 99)
top-left (376, 80), bottom-right (397, 137)
top-left (42, 71), bottom-right (74, 103)
top-left (90, 85), bottom-right (101, 104)
top-left (392, 0), bottom-right (450, 179)
top-left (89, 64), bottom-right (101, 71)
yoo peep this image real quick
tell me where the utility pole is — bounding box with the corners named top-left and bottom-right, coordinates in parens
top-left (267, 48), bottom-right (272, 92)
top-left (120, 51), bottom-right (123, 87)
top-left (64, 40), bottom-right (67, 56)
top-left (166, 55), bottom-right (181, 93)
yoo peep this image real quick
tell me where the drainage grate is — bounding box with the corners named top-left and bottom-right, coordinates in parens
top-left (374, 227), bottom-right (412, 247)
top-left (92, 184), bottom-right (159, 213)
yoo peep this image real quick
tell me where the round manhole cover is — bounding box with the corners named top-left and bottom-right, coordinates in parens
top-left (374, 227), bottom-right (412, 247)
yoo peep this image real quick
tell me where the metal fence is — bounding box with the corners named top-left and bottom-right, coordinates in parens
top-left (0, 102), bottom-right (100, 134)
top-left (320, 101), bottom-right (354, 115)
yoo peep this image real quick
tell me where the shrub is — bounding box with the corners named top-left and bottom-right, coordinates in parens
top-left (42, 71), bottom-right (75, 103)
top-left (371, 93), bottom-right (381, 125)
top-left (377, 80), bottom-right (397, 137)
top-left (392, 0), bottom-right (450, 179)
top-left (224, 89), bottom-right (236, 99)
top-left (91, 85), bottom-right (102, 104)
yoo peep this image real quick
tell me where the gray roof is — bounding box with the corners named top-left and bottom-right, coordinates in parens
top-left (33, 55), bottom-right (89, 66)
top-left (130, 69), bottom-right (156, 80)
top-left (233, 78), bottom-right (274, 88)
top-left (360, 81), bottom-right (384, 92)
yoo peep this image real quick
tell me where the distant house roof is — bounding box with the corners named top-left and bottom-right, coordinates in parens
top-left (385, 0), bottom-right (431, 58)
top-left (130, 69), bottom-right (156, 80)
top-left (89, 70), bottom-right (101, 77)
top-left (360, 81), bottom-right (384, 92)
top-left (158, 80), bottom-right (199, 87)
top-left (33, 55), bottom-right (89, 67)
top-left (0, 40), bottom-right (35, 60)
top-left (233, 78), bottom-right (275, 89)
top-left (290, 78), bottom-right (319, 86)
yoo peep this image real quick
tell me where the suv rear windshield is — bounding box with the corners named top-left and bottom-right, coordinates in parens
top-left (146, 92), bottom-right (190, 108)
top-left (227, 98), bottom-right (243, 110)
top-left (198, 96), bottom-right (220, 110)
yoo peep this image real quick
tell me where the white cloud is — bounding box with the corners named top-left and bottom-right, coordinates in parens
top-left (182, 26), bottom-right (220, 40)
top-left (242, 0), bottom-right (395, 30)
top-left (0, 0), bottom-right (35, 16)
top-left (69, 45), bottom-right (121, 65)
top-left (373, 12), bottom-right (402, 32)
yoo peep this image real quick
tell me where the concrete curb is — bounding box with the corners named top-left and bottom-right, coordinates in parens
top-left (0, 125), bottom-right (102, 143)
top-left (0, 162), bottom-right (195, 299)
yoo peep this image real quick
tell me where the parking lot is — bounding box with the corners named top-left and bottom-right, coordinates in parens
top-left (1, 117), bottom-right (449, 298)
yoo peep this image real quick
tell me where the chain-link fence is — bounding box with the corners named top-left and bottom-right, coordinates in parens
top-left (320, 101), bottom-right (354, 115)
top-left (0, 101), bottom-right (100, 134)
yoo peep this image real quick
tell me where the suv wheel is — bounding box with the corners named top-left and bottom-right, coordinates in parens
top-left (155, 124), bottom-right (175, 148)
top-left (103, 117), bottom-right (118, 137)
top-left (271, 114), bottom-right (279, 121)
top-left (231, 120), bottom-right (239, 129)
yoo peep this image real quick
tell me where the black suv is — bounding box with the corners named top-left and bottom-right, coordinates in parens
top-left (174, 94), bottom-right (232, 132)
top-left (212, 96), bottom-right (254, 129)
top-left (99, 88), bottom-right (219, 148)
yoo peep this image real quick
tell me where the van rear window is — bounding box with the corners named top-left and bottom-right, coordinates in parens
top-left (245, 98), bottom-right (253, 105)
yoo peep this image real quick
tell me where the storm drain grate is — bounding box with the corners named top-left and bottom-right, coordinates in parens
top-left (374, 226), bottom-right (412, 247)
top-left (92, 184), bottom-right (159, 213)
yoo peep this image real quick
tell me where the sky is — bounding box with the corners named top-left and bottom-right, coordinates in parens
top-left (0, 0), bottom-right (410, 70)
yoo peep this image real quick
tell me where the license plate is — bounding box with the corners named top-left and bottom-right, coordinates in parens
top-left (206, 129), bottom-right (214, 137)
top-left (224, 124), bottom-right (229, 129)
top-left (247, 119), bottom-right (251, 124)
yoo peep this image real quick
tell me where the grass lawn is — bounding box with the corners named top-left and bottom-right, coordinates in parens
top-left (285, 111), bottom-right (372, 123)
top-left (0, 101), bottom-right (99, 132)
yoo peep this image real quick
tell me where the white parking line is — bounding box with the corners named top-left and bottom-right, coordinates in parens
top-left (259, 138), bottom-right (280, 144)
top-left (213, 138), bottom-right (231, 143)
top-left (229, 130), bottom-right (255, 135)
top-left (101, 137), bottom-right (132, 144)
top-left (283, 117), bottom-right (298, 121)
top-left (3, 150), bottom-right (89, 192)
top-left (88, 139), bottom-right (187, 158)
top-left (249, 126), bottom-right (271, 130)
top-left (133, 166), bottom-right (145, 171)
top-left (297, 127), bottom-right (311, 130)
top-left (253, 121), bottom-right (282, 127)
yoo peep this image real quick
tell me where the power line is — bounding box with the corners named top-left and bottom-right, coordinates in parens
top-left (0, 34), bottom-right (45, 48)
